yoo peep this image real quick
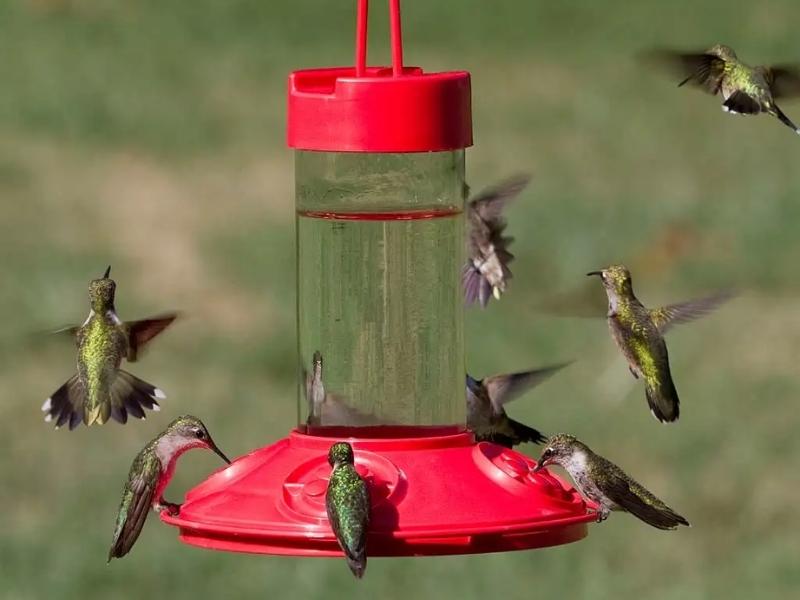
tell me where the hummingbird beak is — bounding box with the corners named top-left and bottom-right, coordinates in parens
top-left (103, 265), bottom-right (112, 278)
top-left (533, 458), bottom-right (547, 473)
top-left (207, 439), bottom-right (231, 464)
top-left (586, 271), bottom-right (603, 277)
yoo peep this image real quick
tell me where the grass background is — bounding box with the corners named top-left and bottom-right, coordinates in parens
top-left (2, 1), bottom-right (799, 598)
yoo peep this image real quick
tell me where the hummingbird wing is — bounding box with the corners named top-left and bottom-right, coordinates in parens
top-left (649, 290), bottom-right (734, 334)
top-left (467, 174), bottom-right (531, 223)
top-left (326, 465), bottom-right (370, 578)
top-left (108, 453), bottom-right (160, 561)
top-left (644, 50), bottom-right (726, 95)
top-left (764, 65), bottom-right (800, 98)
top-left (478, 416), bottom-right (547, 447)
top-left (483, 362), bottom-right (572, 412)
top-left (124, 313), bottom-right (178, 362)
top-left (597, 456), bottom-right (690, 530)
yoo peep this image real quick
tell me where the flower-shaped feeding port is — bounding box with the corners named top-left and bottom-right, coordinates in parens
top-left (162, 0), bottom-right (596, 558)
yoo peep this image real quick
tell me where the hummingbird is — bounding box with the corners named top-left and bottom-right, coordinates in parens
top-left (41, 266), bottom-right (178, 430)
top-left (534, 433), bottom-right (690, 530)
top-left (648, 44), bottom-right (800, 134)
top-left (466, 362), bottom-right (571, 447)
top-left (463, 174), bottom-right (531, 308)
top-left (587, 265), bottom-right (732, 423)
top-left (325, 442), bottom-right (370, 579)
top-left (304, 351), bottom-right (378, 427)
top-left (107, 415), bottom-right (230, 561)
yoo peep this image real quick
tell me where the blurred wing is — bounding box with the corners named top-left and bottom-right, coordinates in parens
top-left (484, 362), bottom-right (572, 411)
top-left (125, 313), bottom-right (178, 362)
top-left (644, 50), bottom-right (726, 95)
top-left (649, 290), bottom-right (734, 334)
top-left (108, 458), bottom-right (159, 560)
top-left (468, 174), bottom-right (531, 224)
top-left (765, 65), bottom-right (800, 98)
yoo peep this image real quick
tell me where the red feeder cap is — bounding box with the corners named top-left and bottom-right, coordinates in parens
top-left (287, 0), bottom-right (472, 152)
top-left (287, 67), bottom-right (472, 152)
top-left (161, 430), bottom-right (596, 557)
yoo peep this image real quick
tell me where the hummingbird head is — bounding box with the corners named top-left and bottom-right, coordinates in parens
top-left (313, 351), bottom-right (323, 368)
top-left (587, 264), bottom-right (633, 298)
top-left (328, 441), bottom-right (355, 468)
top-left (162, 415), bottom-right (231, 464)
top-left (534, 433), bottom-right (589, 472)
top-left (88, 265), bottom-right (116, 311)
top-left (707, 44), bottom-right (737, 61)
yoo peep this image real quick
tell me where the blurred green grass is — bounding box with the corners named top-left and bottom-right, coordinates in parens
top-left (2, 0), bottom-right (800, 598)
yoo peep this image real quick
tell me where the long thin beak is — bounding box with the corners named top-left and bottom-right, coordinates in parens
top-left (103, 265), bottom-right (112, 278)
top-left (533, 458), bottom-right (547, 473)
top-left (208, 439), bottom-right (231, 464)
top-left (586, 271), bottom-right (603, 277)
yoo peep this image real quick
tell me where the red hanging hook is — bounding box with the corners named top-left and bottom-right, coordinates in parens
top-left (355, 0), bottom-right (405, 78)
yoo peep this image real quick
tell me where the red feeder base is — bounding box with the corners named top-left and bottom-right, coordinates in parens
top-left (161, 429), bottom-right (597, 557)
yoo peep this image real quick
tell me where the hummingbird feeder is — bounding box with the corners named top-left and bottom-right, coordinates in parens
top-left (162, 0), bottom-right (594, 558)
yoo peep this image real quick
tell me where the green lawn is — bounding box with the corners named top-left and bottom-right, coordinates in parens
top-left (1, 1), bottom-right (799, 598)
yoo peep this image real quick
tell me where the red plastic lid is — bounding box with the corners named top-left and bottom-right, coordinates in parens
top-left (161, 430), bottom-right (597, 557)
top-left (287, 0), bottom-right (472, 152)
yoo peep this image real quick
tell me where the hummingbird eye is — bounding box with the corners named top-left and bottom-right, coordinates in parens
top-left (194, 428), bottom-right (206, 439)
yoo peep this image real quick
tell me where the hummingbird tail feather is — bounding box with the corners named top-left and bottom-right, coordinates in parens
top-left (43, 374), bottom-right (85, 431)
top-left (345, 552), bottom-right (367, 579)
top-left (462, 263), bottom-right (493, 308)
top-left (508, 418), bottom-right (548, 445)
top-left (110, 370), bottom-right (165, 424)
top-left (722, 91), bottom-right (761, 115)
top-left (645, 377), bottom-right (680, 423)
top-left (772, 104), bottom-right (800, 134)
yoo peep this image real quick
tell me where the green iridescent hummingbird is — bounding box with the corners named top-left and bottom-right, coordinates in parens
top-left (41, 266), bottom-right (177, 430)
top-left (588, 265), bottom-right (731, 423)
top-left (463, 174), bottom-right (531, 308)
top-left (108, 415), bottom-right (230, 561)
top-left (465, 362), bottom-right (571, 447)
top-left (649, 44), bottom-right (800, 134)
top-left (326, 442), bottom-right (370, 579)
top-left (535, 434), bottom-right (689, 530)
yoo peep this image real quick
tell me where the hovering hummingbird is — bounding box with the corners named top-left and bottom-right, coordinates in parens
top-left (466, 362), bottom-right (571, 447)
top-left (326, 442), bottom-right (370, 579)
top-left (648, 44), bottom-right (800, 134)
top-left (107, 415), bottom-right (230, 561)
top-left (304, 351), bottom-right (378, 427)
top-left (463, 174), bottom-right (531, 308)
top-left (535, 433), bottom-right (689, 530)
top-left (587, 265), bottom-right (732, 423)
top-left (41, 266), bottom-right (178, 430)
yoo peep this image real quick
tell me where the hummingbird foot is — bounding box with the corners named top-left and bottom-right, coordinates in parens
top-left (595, 507), bottom-right (610, 523)
top-left (155, 500), bottom-right (181, 516)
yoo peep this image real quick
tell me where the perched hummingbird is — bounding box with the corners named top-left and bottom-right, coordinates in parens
top-left (41, 266), bottom-right (177, 430)
top-left (304, 351), bottom-right (378, 427)
top-left (466, 362), bottom-right (571, 447)
top-left (588, 265), bottom-right (731, 423)
top-left (648, 44), bottom-right (800, 134)
top-left (326, 442), bottom-right (370, 579)
top-left (463, 174), bottom-right (531, 308)
top-left (534, 433), bottom-right (689, 530)
top-left (107, 415), bottom-right (230, 561)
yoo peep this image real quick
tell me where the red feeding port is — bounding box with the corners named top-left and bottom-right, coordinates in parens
top-left (162, 0), bottom-right (595, 559)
